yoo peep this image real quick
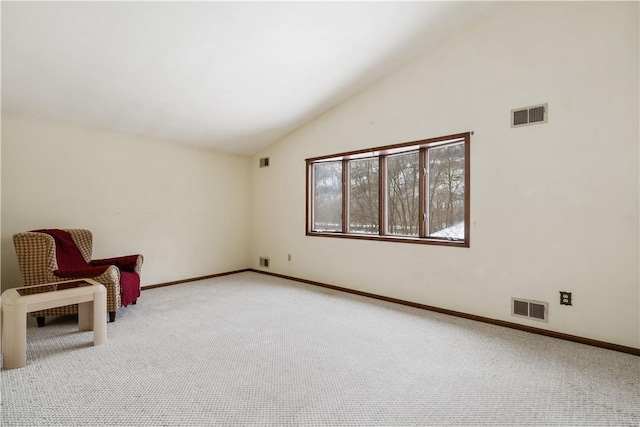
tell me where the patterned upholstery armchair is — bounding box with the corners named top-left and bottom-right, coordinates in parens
top-left (13, 229), bottom-right (143, 325)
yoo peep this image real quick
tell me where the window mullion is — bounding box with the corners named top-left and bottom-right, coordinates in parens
top-left (342, 159), bottom-right (349, 234)
top-left (306, 162), bottom-right (312, 233)
top-left (464, 133), bottom-right (470, 245)
top-left (379, 155), bottom-right (387, 236)
top-left (419, 148), bottom-right (427, 237)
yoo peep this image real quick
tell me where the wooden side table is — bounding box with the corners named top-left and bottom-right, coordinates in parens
top-left (1, 278), bottom-right (107, 369)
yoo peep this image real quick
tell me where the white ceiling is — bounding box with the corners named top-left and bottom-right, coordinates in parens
top-left (2, 1), bottom-right (501, 156)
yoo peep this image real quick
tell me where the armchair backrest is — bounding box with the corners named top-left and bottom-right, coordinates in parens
top-left (65, 229), bottom-right (93, 263)
top-left (13, 229), bottom-right (94, 287)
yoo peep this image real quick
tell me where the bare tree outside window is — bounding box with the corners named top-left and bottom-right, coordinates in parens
top-left (349, 158), bottom-right (379, 234)
top-left (428, 143), bottom-right (465, 239)
top-left (307, 132), bottom-right (469, 247)
top-left (313, 162), bottom-right (342, 232)
top-left (387, 151), bottom-right (419, 236)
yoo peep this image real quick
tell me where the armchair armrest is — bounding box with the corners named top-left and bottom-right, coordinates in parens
top-left (90, 254), bottom-right (142, 273)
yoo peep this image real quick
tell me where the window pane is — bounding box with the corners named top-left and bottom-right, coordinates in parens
top-left (349, 158), bottom-right (379, 234)
top-left (313, 162), bottom-right (342, 232)
top-left (428, 143), bottom-right (465, 239)
top-left (386, 151), bottom-right (419, 236)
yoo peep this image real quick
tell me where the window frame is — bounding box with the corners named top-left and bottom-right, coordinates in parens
top-left (306, 132), bottom-right (470, 247)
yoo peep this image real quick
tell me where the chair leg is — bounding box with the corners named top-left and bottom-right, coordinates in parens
top-left (108, 312), bottom-right (116, 323)
top-left (37, 316), bottom-right (45, 327)
top-left (132, 300), bottom-right (137, 305)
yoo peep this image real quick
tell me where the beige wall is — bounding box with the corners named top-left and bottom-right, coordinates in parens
top-left (251, 2), bottom-right (640, 347)
top-left (1, 113), bottom-right (251, 290)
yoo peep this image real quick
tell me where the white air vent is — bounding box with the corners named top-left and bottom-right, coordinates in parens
top-left (259, 257), bottom-right (270, 268)
top-left (511, 298), bottom-right (548, 322)
top-left (511, 103), bottom-right (548, 128)
top-left (259, 157), bottom-right (270, 168)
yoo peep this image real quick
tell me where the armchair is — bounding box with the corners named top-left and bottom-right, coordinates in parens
top-left (13, 229), bottom-right (143, 325)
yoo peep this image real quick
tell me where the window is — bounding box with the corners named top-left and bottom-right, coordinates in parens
top-left (349, 158), bottom-right (379, 234)
top-left (306, 132), bottom-right (470, 247)
top-left (312, 161), bottom-right (342, 232)
top-left (387, 150), bottom-right (420, 237)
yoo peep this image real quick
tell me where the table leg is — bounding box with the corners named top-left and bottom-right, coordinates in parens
top-left (78, 301), bottom-right (92, 331)
top-left (92, 287), bottom-right (106, 346)
top-left (2, 302), bottom-right (27, 369)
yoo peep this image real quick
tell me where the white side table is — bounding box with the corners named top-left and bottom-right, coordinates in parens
top-left (1, 278), bottom-right (107, 369)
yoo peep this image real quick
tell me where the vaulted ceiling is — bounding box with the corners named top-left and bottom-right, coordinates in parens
top-left (2, 1), bottom-right (501, 155)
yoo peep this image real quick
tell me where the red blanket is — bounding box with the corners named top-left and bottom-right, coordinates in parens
top-left (34, 229), bottom-right (140, 306)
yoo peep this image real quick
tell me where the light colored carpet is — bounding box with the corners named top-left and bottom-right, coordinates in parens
top-left (1, 272), bottom-right (638, 426)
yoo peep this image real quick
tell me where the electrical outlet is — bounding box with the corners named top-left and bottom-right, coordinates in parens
top-left (259, 257), bottom-right (270, 268)
top-left (288, 254), bottom-right (291, 261)
top-left (559, 291), bottom-right (572, 306)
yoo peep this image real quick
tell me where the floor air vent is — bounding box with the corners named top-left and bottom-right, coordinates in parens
top-left (511, 103), bottom-right (548, 128)
top-left (511, 298), bottom-right (548, 322)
